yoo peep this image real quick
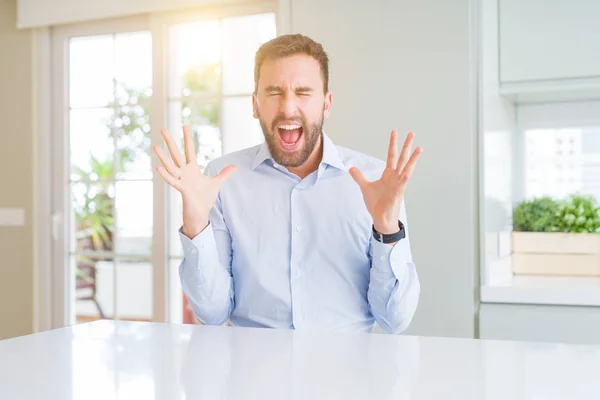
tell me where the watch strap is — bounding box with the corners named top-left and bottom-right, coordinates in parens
top-left (372, 220), bottom-right (405, 243)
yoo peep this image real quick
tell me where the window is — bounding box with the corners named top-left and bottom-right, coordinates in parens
top-left (68, 31), bottom-right (153, 324)
top-left (481, 100), bottom-right (600, 300)
top-left (51, 7), bottom-right (277, 327)
top-left (166, 13), bottom-right (275, 168)
top-left (524, 127), bottom-right (600, 201)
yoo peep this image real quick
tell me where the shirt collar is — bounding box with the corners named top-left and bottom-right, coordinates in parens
top-left (251, 132), bottom-right (346, 171)
top-left (251, 140), bottom-right (272, 170)
top-left (320, 132), bottom-right (346, 171)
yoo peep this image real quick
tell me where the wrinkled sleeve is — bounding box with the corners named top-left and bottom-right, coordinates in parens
top-left (178, 163), bottom-right (234, 325)
top-left (367, 200), bottom-right (420, 334)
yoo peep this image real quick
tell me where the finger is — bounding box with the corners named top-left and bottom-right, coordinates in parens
top-left (214, 164), bottom-right (238, 184)
top-left (161, 128), bottom-right (185, 167)
top-left (386, 130), bottom-right (398, 169)
top-left (398, 147), bottom-right (423, 189)
top-left (396, 132), bottom-right (415, 172)
top-left (156, 165), bottom-right (182, 191)
top-left (349, 167), bottom-right (370, 190)
top-left (153, 145), bottom-right (180, 178)
top-left (183, 126), bottom-right (198, 165)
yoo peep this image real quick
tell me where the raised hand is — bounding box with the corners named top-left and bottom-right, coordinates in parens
top-left (153, 126), bottom-right (237, 238)
top-left (349, 130), bottom-right (422, 235)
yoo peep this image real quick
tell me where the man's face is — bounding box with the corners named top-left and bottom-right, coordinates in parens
top-left (253, 54), bottom-right (332, 168)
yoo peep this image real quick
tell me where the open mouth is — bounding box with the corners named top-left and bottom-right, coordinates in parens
top-left (277, 124), bottom-right (304, 151)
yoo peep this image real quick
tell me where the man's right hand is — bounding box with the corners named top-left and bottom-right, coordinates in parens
top-left (152, 126), bottom-right (238, 239)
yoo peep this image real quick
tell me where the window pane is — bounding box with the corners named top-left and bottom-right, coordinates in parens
top-left (114, 181), bottom-right (153, 256)
top-left (222, 13), bottom-right (276, 95)
top-left (168, 187), bottom-right (183, 259)
top-left (168, 258), bottom-right (185, 324)
top-left (115, 259), bottom-right (153, 321)
top-left (524, 127), bottom-right (600, 203)
top-left (72, 257), bottom-right (153, 323)
top-left (581, 127), bottom-right (600, 198)
top-left (170, 20), bottom-right (221, 98)
top-left (70, 108), bottom-right (114, 181)
top-left (71, 181), bottom-right (115, 255)
top-left (70, 35), bottom-right (114, 108)
top-left (525, 128), bottom-right (583, 199)
top-left (222, 96), bottom-right (263, 154)
top-left (115, 103), bottom-right (152, 180)
top-left (169, 100), bottom-right (222, 169)
top-left (196, 126), bottom-right (223, 168)
top-left (73, 256), bottom-right (115, 323)
top-left (115, 32), bottom-right (152, 95)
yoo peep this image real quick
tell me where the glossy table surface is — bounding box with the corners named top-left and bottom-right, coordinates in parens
top-left (1, 320), bottom-right (600, 399)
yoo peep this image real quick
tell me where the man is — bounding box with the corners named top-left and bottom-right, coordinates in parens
top-left (153, 34), bottom-right (422, 334)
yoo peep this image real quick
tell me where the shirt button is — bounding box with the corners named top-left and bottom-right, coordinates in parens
top-left (191, 248), bottom-right (197, 254)
top-left (296, 226), bottom-right (302, 232)
top-left (296, 269), bottom-right (302, 277)
top-left (380, 255), bottom-right (386, 261)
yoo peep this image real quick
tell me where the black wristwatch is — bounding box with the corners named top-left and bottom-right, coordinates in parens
top-left (372, 220), bottom-right (406, 243)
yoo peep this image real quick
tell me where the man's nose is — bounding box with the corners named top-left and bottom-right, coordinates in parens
top-left (279, 89), bottom-right (298, 115)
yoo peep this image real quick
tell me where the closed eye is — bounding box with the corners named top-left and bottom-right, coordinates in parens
top-left (264, 86), bottom-right (282, 96)
top-left (263, 86), bottom-right (314, 96)
top-left (296, 87), bottom-right (313, 96)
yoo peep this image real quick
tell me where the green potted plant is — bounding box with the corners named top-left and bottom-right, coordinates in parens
top-left (73, 155), bottom-right (115, 281)
top-left (512, 194), bottom-right (600, 276)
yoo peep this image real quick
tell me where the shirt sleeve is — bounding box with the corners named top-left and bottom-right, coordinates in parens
top-left (178, 163), bottom-right (234, 325)
top-left (367, 200), bottom-right (420, 334)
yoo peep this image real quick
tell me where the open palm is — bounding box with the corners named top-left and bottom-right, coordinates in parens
top-left (349, 131), bottom-right (422, 234)
top-left (153, 126), bottom-right (237, 237)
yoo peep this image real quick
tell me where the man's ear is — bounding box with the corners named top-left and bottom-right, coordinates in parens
top-left (252, 93), bottom-right (259, 119)
top-left (323, 91), bottom-right (333, 118)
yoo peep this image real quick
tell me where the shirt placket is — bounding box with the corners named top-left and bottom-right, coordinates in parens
top-left (289, 175), bottom-right (315, 329)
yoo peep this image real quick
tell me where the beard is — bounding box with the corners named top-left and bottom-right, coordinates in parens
top-left (258, 111), bottom-right (324, 168)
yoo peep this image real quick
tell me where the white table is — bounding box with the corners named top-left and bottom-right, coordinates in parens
top-left (1, 320), bottom-right (600, 399)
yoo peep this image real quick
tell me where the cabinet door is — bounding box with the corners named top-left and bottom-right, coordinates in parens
top-left (500, 0), bottom-right (600, 83)
top-left (480, 303), bottom-right (600, 345)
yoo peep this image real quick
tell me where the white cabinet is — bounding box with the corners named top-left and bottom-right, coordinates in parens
top-left (499, 0), bottom-right (600, 84)
top-left (498, 0), bottom-right (600, 102)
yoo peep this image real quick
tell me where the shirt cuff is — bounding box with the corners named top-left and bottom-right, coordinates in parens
top-left (178, 223), bottom-right (217, 261)
top-left (370, 235), bottom-right (411, 282)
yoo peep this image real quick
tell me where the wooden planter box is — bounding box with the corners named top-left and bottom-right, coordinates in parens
top-left (512, 232), bottom-right (600, 277)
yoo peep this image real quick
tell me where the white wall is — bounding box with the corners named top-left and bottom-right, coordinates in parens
top-left (0, 0), bottom-right (35, 340)
top-left (291, 0), bottom-right (478, 338)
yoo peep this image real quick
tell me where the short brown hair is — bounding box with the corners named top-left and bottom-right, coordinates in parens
top-left (254, 34), bottom-right (330, 94)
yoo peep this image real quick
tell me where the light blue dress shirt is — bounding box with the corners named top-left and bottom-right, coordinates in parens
top-left (179, 134), bottom-right (420, 334)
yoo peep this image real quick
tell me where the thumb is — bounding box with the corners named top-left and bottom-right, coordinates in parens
top-left (349, 167), bottom-right (369, 190)
top-left (215, 164), bottom-right (238, 183)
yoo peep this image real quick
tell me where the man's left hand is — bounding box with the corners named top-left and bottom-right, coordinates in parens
top-left (349, 130), bottom-right (422, 234)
